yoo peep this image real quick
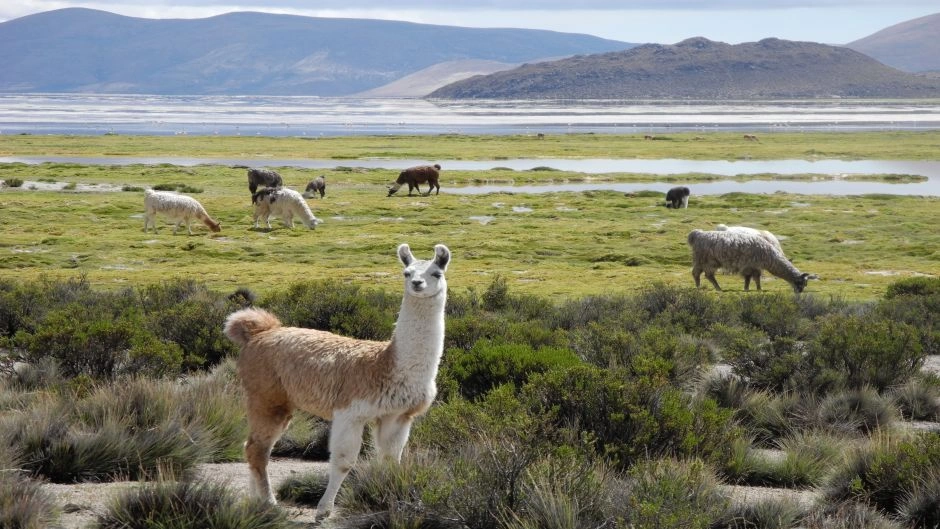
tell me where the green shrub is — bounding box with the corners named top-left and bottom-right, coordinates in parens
top-left (95, 480), bottom-right (291, 529)
top-left (891, 380), bottom-right (940, 421)
top-left (261, 280), bottom-right (396, 341)
top-left (805, 313), bottom-right (923, 393)
top-left (16, 303), bottom-right (184, 379)
top-left (0, 473), bottom-right (59, 529)
top-left (271, 412), bottom-right (329, 460)
top-left (521, 365), bottom-right (737, 468)
top-left (4, 177), bottom-right (24, 187)
top-left (876, 291), bottom-right (940, 356)
top-left (138, 280), bottom-right (238, 369)
top-left (885, 276), bottom-right (940, 299)
top-left (738, 292), bottom-right (807, 341)
top-left (442, 341), bottom-right (580, 400)
top-left (824, 432), bottom-right (940, 515)
top-left (624, 458), bottom-right (727, 529)
top-left (634, 282), bottom-right (728, 333)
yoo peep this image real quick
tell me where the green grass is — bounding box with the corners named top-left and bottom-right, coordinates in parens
top-left (0, 133), bottom-right (937, 301)
top-left (2, 131), bottom-right (940, 160)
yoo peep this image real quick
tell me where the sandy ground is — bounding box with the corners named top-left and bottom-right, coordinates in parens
top-left (41, 355), bottom-right (940, 528)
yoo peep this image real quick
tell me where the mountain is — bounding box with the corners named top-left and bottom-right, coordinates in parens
top-left (0, 8), bottom-right (634, 96)
top-left (847, 12), bottom-right (940, 73)
top-left (354, 60), bottom-right (521, 97)
top-left (429, 37), bottom-right (940, 99)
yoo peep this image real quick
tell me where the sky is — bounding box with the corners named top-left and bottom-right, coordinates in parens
top-left (1, 0), bottom-right (938, 45)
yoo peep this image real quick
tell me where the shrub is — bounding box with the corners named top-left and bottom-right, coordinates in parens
top-left (442, 341), bottom-right (580, 400)
top-left (16, 303), bottom-right (184, 379)
top-left (803, 502), bottom-right (905, 529)
top-left (737, 292), bottom-right (807, 341)
top-left (5, 177), bottom-right (24, 187)
top-left (805, 313), bottom-right (923, 393)
top-left (877, 290), bottom-right (940, 356)
top-left (521, 365), bottom-right (737, 468)
top-left (885, 276), bottom-right (940, 299)
top-left (261, 280), bottom-right (396, 341)
top-left (138, 280), bottom-right (238, 369)
top-left (95, 480), bottom-right (291, 529)
top-left (271, 412), bottom-right (330, 460)
top-left (0, 473), bottom-right (59, 529)
top-left (624, 458), bottom-right (727, 529)
top-left (824, 432), bottom-right (940, 515)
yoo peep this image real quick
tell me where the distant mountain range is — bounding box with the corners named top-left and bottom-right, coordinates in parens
top-left (429, 37), bottom-right (940, 99)
top-left (2, 8), bottom-right (939, 98)
top-left (0, 8), bottom-right (632, 96)
top-left (847, 12), bottom-right (940, 74)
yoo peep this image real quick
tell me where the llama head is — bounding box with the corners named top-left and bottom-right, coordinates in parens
top-left (792, 272), bottom-right (810, 294)
top-left (397, 243), bottom-right (450, 298)
top-left (387, 183), bottom-right (402, 196)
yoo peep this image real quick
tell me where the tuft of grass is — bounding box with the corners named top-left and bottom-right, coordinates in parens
top-left (814, 387), bottom-right (897, 435)
top-left (890, 379), bottom-right (940, 421)
top-left (897, 469), bottom-right (940, 529)
top-left (95, 479), bottom-right (291, 529)
top-left (717, 497), bottom-right (807, 529)
top-left (0, 473), bottom-right (60, 529)
top-left (4, 177), bottom-right (24, 187)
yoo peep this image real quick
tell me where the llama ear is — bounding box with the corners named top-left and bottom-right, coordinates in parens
top-left (398, 244), bottom-right (414, 266)
top-left (433, 244), bottom-right (450, 271)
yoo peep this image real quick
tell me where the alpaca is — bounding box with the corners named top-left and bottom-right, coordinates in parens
top-left (687, 229), bottom-right (810, 293)
top-left (387, 164), bottom-right (441, 196)
top-left (303, 175), bottom-right (326, 199)
top-left (251, 187), bottom-right (320, 229)
top-left (714, 224), bottom-right (784, 290)
top-left (247, 168), bottom-right (283, 194)
top-left (223, 243), bottom-right (451, 519)
top-left (143, 189), bottom-right (221, 235)
top-left (665, 186), bottom-right (690, 208)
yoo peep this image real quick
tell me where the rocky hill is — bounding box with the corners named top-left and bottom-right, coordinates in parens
top-left (847, 12), bottom-right (940, 73)
top-left (0, 8), bottom-right (633, 96)
top-left (429, 37), bottom-right (940, 100)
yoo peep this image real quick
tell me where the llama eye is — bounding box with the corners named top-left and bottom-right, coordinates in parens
top-left (431, 272), bottom-right (443, 279)
top-left (403, 271), bottom-right (412, 278)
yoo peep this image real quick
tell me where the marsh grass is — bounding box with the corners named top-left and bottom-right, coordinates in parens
top-left (0, 148), bottom-right (937, 300)
top-left (95, 479), bottom-right (291, 529)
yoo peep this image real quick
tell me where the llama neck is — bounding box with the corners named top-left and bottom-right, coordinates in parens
top-left (390, 291), bottom-right (446, 375)
top-left (765, 253), bottom-right (803, 286)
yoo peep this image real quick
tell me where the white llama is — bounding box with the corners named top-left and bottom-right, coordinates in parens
top-left (251, 187), bottom-right (320, 229)
top-left (143, 189), bottom-right (221, 235)
top-left (223, 243), bottom-right (451, 519)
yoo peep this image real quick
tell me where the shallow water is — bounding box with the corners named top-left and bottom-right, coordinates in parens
top-left (2, 94), bottom-right (939, 136)
top-left (4, 156), bottom-right (940, 195)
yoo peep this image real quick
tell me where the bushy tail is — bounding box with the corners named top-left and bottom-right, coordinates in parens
top-left (223, 308), bottom-right (282, 347)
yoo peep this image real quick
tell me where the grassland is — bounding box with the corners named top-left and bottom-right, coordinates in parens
top-left (0, 132), bottom-right (938, 301)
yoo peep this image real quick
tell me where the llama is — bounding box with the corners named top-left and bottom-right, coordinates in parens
top-left (387, 164), bottom-right (441, 196)
top-left (143, 189), bottom-right (221, 235)
top-left (665, 186), bottom-right (691, 209)
top-left (223, 243), bottom-right (451, 519)
top-left (743, 134), bottom-right (760, 142)
top-left (715, 224), bottom-right (784, 289)
top-left (247, 168), bottom-right (283, 194)
top-left (303, 175), bottom-right (326, 199)
top-left (251, 187), bottom-right (320, 230)
top-left (687, 229), bottom-right (811, 293)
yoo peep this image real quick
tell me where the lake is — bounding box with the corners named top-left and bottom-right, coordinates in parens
top-left (2, 94), bottom-right (940, 136)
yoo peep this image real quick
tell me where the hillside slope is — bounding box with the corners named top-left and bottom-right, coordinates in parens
top-left (0, 8), bottom-right (634, 96)
top-left (847, 12), bottom-right (940, 73)
top-left (429, 37), bottom-right (940, 100)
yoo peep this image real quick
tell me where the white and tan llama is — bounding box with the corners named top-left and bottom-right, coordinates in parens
top-left (251, 187), bottom-right (320, 229)
top-left (143, 189), bottom-right (221, 235)
top-left (223, 243), bottom-right (451, 519)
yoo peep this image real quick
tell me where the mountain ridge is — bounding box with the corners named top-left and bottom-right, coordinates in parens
top-left (429, 37), bottom-right (940, 99)
top-left (0, 8), bottom-right (634, 96)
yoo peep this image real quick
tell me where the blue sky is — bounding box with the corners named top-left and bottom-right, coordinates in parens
top-left (2, 1), bottom-right (937, 44)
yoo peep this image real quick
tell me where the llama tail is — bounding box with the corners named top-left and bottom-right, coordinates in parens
top-left (223, 308), bottom-right (282, 346)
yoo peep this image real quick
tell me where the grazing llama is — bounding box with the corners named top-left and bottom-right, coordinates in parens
top-left (143, 189), bottom-right (221, 235)
top-left (251, 187), bottom-right (320, 229)
top-left (223, 243), bottom-right (451, 519)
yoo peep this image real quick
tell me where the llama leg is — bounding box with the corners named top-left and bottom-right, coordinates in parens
top-left (705, 272), bottom-right (722, 291)
top-left (186, 219), bottom-right (194, 235)
top-left (173, 221), bottom-right (181, 235)
top-left (753, 272), bottom-right (762, 291)
top-left (374, 414), bottom-right (414, 462)
top-left (317, 414), bottom-right (367, 519)
top-left (244, 405), bottom-right (292, 503)
top-left (692, 265), bottom-right (702, 288)
top-left (744, 274), bottom-right (752, 291)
